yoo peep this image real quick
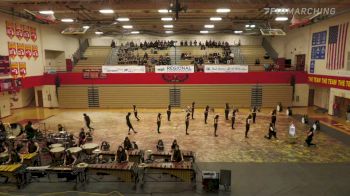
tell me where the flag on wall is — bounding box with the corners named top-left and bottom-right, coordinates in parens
top-left (15, 23), bottom-right (23, 40)
top-left (6, 21), bottom-right (15, 39)
top-left (17, 43), bottom-right (25, 59)
top-left (30, 27), bottom-right (37, 42)
top-left (32, 45), bottom-right (39, 59)
top-left (8, 42), bottom-right (17, 59)
top-left (23, 25), bottom-right (31, 41)
top-left (25, 44), bottom-right (32, 59)
top-left (326, 22), bottom-right (349, 70)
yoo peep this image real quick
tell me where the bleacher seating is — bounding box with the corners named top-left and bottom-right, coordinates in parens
top-left (240, 45), bottom-right (274, 70)
top-left (73, 46), bottom-right (111, 72)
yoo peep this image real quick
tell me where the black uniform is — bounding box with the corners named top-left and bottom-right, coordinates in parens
top-left (124, 139), bottom-right (132, 150)
top-left (245, 117), bottom-right (251, 138)
top-left (185, 115), bottom-right (190, 135)
top-left (172, 150), bottom-right (182, 162)
top-left (84, 115), bottom-right (94, 131)
top-left (28, 142), bottom-right (38, 153)
top-left (126, 114), bottom-right (136, 134)
top-left (133, 106), bottom-right (140, 121)
top-left (157, 115), bottom-right (161, 133)
top-left (191, 102), bottom-right (195, 119)
top-left (204, 106), bottom-right (209, 124)
top-left (265, 125), bottom-right (277, 139)
top-left (167, 105), bottom-right (172, 121)
top-left (252, 107), bottom-right (257, 123)
top-left (305, 128), bottom-right (315, 147)
top-left (231, 110), bottom-right (236, 129)
top-left (271, 110), bottom-right (277, 126)
top-left (116, 149), bottom-right (127, 163)
top-left (214, 117), bottom-right (218, 137)
top-left (225, 104), bottom-right (230, 120)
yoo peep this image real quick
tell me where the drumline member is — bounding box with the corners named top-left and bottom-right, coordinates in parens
top-left (214, 115), bottom-right (219, 137)
top-left (157, 113), bottom-right (161, 134)
top-left (126, 112), bottom-right (137, 135)
top-left (78, 128), bottom-right (87, 146)
top-left (277, 102), bottom-right (283, 112)
top-left (252, 106), bottom-right (257, 123)
top-left (271, 109), bottom-right (277, 126)
top-left (224, 103), bottom-right (230, 120)
top-left (115, 146), bottom-right (129, 163)
top-left (133, 105), bottom-right (140, 121)
top-left (171, 145), bottom-right (184, 162)
top-left (123, 137), bottom-right (133, 150)
top-left (204, 105), bottom-right (210, 124)
top-left (58, 124), bottom-right (65, 132)
top-left (305, 127), bottom-right (316, 147)
top-left (171, 139), bottom-right (178, 151)
top-left (63, 150), bottom-right (78, 166)
top-left (265, 123), bottom-right (277, 139)
top-left (156, 139), bottom-right (164, 151)
top-left (26, 140), bottom-right (39, 154)
top-left (231, 109), bottom-right (237, 129)
top-left (24, 121), bottom-right (36, 140)
top-left (185, 113), bottom-right (190, 135)
top-left (83, 113), bottom-right (94, 131)
top-left (167, 105), bottom-right (172, 121)
top-left (5, 145), bottom-right (23, 164)
top-left (245, 114), bottom-right (252, 138)
top-left (0, 142), bottom-right (9, 154)
top-left (191, 102), bottom-right (195, 120)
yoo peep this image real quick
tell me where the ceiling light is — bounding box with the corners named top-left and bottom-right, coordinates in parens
top-left (95, 31), bottom-right (103, 35)
top-left (165, 30), bottom-right (173, 34)
top-left (83, 26), bottom-right (90, 29)
top-left (99, 9), bottom-right (114, 14)
top-left (158, 9), bottom-right (169, 13)
top-left (117, 17), bottom-right (129, 22)
top-left (245, 24), bottom-right (250, 27)
top-left (250, 24), bottom-right (256, 28)
top-left (234, 30), bottom-right (243, 34)
top-left (161, 17), bottom-right (173, 21)
top-left (163, 24), bottom-right (173, 28)
top-left (210, 17), bottom-right (222, 21)
top-left (275, 16), bottom-right (288, 21)
top-left (39, 10), bottom-right (54, 15)
top-left (200, 30), bottom-right (209, 34)
top-left (61, 18), bottom-right (74, 23)
top-left (122, 25), bottom-right (133, 29)
top-left (130, 31), bottom-right (140, 34)
top-left (216, 8), bottom-right (231, 13)
top-left (204, 24), bottom-right (214, 28)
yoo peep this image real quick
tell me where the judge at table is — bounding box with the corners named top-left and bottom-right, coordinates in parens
top-left (171, 145), bottom-right (184, 162)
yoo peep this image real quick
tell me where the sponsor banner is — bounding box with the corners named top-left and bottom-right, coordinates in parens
top-left (30, 27), bottom-right (37, 42)
top-left (23, 25), bottom-right (31, 41)
top-left (25, 44), bottom-right (32, 59)
top-left (32, 45), bottom-right (39, 59)
top-left (155, 65), bottom-right (195, 73)
top-left (8, 42), bottom-right (17, 59)
top-left (204, 65), bottom-right (249, 73)
top-left (308, 74), bottom-right (350, 90)
top-left (102, 65), bottom-right (146, 73)
top-left (15, 23), bottom-right (23, 40)
top-left (17, 43), bottom-right (25, 59)
top-left (6, 21), bottom-right (15, 39)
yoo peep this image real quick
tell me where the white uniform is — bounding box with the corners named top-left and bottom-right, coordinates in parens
top-left (289, 124), bottom-right (296, 137)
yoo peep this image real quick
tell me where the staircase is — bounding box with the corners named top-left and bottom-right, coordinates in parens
top-left (169, 88), bottom-right (181, 107)
top-left (88, 86), bottom-right (99, 108)
top-left (231, 46), bottom-right (244, 64)
top-left (251, 85), bottom-right (262, 107)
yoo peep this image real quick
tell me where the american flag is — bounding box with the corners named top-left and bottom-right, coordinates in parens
top-left (326, 22), bottom-right (349, 70)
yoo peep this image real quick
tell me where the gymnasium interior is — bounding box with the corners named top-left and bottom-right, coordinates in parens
top-left (0, 0), bottom-right (350, 195)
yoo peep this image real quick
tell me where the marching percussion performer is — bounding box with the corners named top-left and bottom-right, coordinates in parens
top-left (115, 146), bottom-right (129, 163)
top-left (5, 146), bottom-right (23, 165)
top-left (305, 127), bottom-right (316, 147)
top-left (225, 103), bottom-right (230, 120)
top-left (231, 109), bottom-right (237, 129)
top-left (0, 142), bottom-right (8, 154)
top-left (171, 140), bottom-right (178, 151)
top-left (78, 128), bottom-right (87, 146)
top-left (63, 150), bottom-right (78, 166)
top-left (123, 137), bottom-right (133, 150)
top-left (214, 115), bottom-right (219, 137)
top-left (185, 113), bottom-right (190, 135)
top-left (171, 145), bottom-right (184, 162)
top-left (271, 109), bottom-right (277, 126)
top-left (264, 123), bottom-right (277, 139)
top-left (126, 112), bottom-right (137, 135)
top-left (133, 105), bottom-right (140, 121)
top-left (24, 121), bottom-right (36, 140)
top-left (83, 113), bottom-right (94, 131)
top-left (204, 105), bottom-right (209, 124)
top-left (156, 140), bottom-right (164, 151)
top-left (26, 140), bottom-right (39, 154)
top-left (167, 105), bottom-right (172, 121)
top-left (252, 106), bottom-right (257, 123)
top-left (58, 124), bottom-right (65, 132)
top-left (191, 102), bottom-right (195, 119)
top-left (156, 113), bottom-right (162, 134)
top-left (245, 114), bottom-right (252, 138)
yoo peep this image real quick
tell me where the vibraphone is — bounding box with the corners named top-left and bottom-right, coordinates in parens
top-left (141, 161), bottom-right (195, 183)
top-left (20, 153), bottom-right (39, 166)
top-left (0, 164), bottom-right (26, 188)
top-left (151, 150), bottom-right (195, 162)
top-left (87, 162), bottom-right (137, 184)
top-left (97, 150), bottom-right (143, 163)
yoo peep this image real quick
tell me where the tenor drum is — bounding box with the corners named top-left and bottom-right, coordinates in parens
top-left (49, 143), bottom-right (63, 148)
top-left (82, 143), bottom-right (99, 155)
top-left (67, 147), bottom-right (82, 155)
top-left (50, 147), bottom-right (65, 159)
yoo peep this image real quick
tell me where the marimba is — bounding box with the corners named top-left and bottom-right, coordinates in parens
top-left (0, 164), bottom-right (25, 188)
top-left (94, 150), bottom-right (143, 163)
top-left (140, 161), bottom-right (195, 183)
top-left (151, 150), bottom-right (195, 162)
top-left (87, 162), bottom-right (137, 183)
top-left (20, 153), bottom-right (39, 166)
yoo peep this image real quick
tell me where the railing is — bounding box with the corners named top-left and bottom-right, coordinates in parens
top-left (262, 38), bottom-right (278, 61)
top-left (44, 66), bottom-right (67, 73)
top-left (72, 39), bottom-right (89, 65)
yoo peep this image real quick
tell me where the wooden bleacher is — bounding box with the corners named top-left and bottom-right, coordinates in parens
top-left (262, 85), bottom-right (293, 107)
top-left (240, 45), bottom-right (274, 71)
top-left (73, 46), bottom-right (111, 72)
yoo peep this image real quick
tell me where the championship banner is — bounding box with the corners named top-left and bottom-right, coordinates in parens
top-left (32, 45), bottom-right (39, 59)
top-left (308, 74), bottom-right (350, 90)
top-left (15, 23), bottom-right (23, 40)
top-left (8, 42), bottom-right (17, 59)
top-left (23, 25), bottom-right (31, 41)
top-left (17, 43), bottom-right (25, 59)
top-left (25, 44), bottom-right (32, 59)
top-left (155, 65), bottom-right (194, 73)
top-left (6, 21), bottom-right (15, 39)
top-left (30, 27), bottom-right (37, 42)
top-left (204, 65), bottom-right (249, 73)
top-left (19, 62), bottom-right (26, 77)
top-left (10, 62), bottom-right (19, 78)
top-left (102, 65), bottom-right (146, 73)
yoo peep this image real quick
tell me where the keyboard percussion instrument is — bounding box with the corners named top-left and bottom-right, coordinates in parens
top-left (87, 162), bottom-right (137, 183)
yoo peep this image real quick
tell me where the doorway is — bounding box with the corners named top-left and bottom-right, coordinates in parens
top-left (295, 54), bottom-right (305, 71)
top-left (334, 96), bottom-right (350, 119)
top-left (308, 89), bottom-right (315, 106)
top-left (37, 90), bottom-right (44, 107)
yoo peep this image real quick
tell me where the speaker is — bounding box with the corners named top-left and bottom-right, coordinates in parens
top-left (220, 170), bottom-right (231, 186)
top-left (202, 171), bottom-right (219, 191)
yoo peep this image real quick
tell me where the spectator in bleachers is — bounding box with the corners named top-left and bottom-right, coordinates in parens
top-left (110, 40), bottom-right (116, 48)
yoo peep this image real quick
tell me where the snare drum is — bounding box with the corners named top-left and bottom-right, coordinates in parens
top-left (49, 143), bottom-right (63, 148)
top-left (82, 143), bottom-right (99, 155)
top-left (67, 147), bottom-right (82, 155)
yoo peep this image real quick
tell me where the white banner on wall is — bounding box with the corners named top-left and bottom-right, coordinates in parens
top-left (204, 65), bottom-right (249, 73)
top-left (102, 65), bottom-right (146, 73)
top-left (155, 65), bottom-right (195, 73)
